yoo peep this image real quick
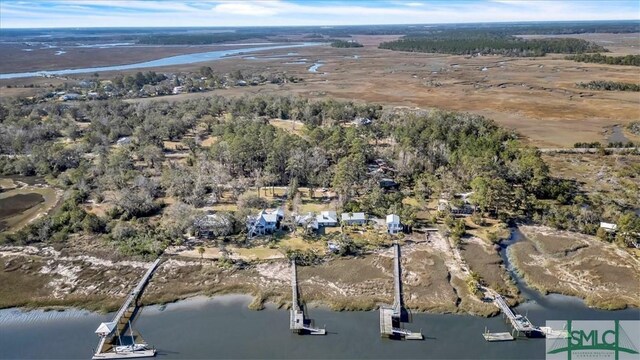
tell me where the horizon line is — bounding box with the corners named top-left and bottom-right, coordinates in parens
top-left (3, 18), bottom-right (639, 30)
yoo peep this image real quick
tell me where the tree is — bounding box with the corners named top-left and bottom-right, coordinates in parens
top-left (470, 176), bottom-right (510, 216)
top-left (140, 144), bottom-right (164, 169)
top-left (184, 137), bottom-right (199, 157)
top-left (616, 213), bottom-right (640, 246)
top-left (252, 168), bottom-right (264, 198)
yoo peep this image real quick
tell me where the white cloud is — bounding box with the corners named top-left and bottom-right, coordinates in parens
top-left (0, 0), bottom-right (638, 28)
top-left (212, 1), bottom-right (282, 16)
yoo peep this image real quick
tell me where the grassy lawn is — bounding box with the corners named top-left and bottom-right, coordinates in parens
top-left (299, 199), bottom-right (334, 213)
top-left (203, 203), bottom-right (239, 212)
top-left (270, 119), bottom-right (306, 137)
top-left (278, 233), bottom-right (326, 252)
top-left (232, 246), bottom-right (284, 260)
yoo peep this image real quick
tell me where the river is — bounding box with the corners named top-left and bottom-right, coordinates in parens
top-left (0, 228), bottom-right (638, 359)
top-left (0, 43), bottom-right (320, 80)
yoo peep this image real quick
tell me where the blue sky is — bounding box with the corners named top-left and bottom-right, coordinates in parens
top-left (1, 1), bottom-right (639, 28)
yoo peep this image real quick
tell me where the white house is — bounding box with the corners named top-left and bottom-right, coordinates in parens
top-left (341, 212), bottom-right (367, 226)
top-left (599, 222), bottom-right (618, 232)
top-left (316, 211), bottom-right (338, 227)
top-left (247, 208), bottom-right (284, 237)
top-left (172, 86), bottom-right (185, 94)
top-left (295, 212), bottom-right (318, 230)
top-left (116, 137), bottom-right (132, 146)
top-left (386, 214), bottom-right (402, 235)
top-left (295, 211), bottom-right (338, 232)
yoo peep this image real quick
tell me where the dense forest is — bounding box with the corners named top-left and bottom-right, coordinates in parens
top-left (576, 80), bottom-right (640, 92)
top-left (330, 40), bottom-right (364, 48)
top-left (566, 53), bottom-right (640, 66)
top-left (0, 95), bottom-right (638, 254)
top-left (137, 33), bottom-right (265, 45)
top-left (379, 34), bottom-right (606, 57)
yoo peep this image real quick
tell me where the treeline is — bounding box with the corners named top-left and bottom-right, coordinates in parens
top-left (330, 40), bottom-right (363, 48)
top-left (574, 141), bottom-right (636, 148)
top-left (137, 33), bottom-right (263, 45)
top-left (112, 71), bottom-right (167, 91)
top-left (566, 53), bottom-right (640, 66)
top-left (379, 34), bottom-right (606, 57)
top-left (577, 80), bottom-right (640, 92)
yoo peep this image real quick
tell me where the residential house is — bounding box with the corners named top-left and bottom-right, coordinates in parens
top-left (599, 222), bottom-right (618, 232)
top-left (172, 86), bottom-right (185, 94)
top-left (386, 214), bottom-right (402, 235)
top-left (116, 137), bottom-right (132, 146)
top-left (316, 211), bottom-right (338, 227)
top-left (295, 210), bottom-right (338, 232)
top-left (341, 212), bottom-right (367, 226)
top-left (295, 212), bottom-right (318, 230)
top-left (379, 178), bottom-right (399, 190)
top-left (353, 117), bottom-right (372, 126)
top-left (438, 192), bottom-right (476, 215)
top-left (60, 93), bottom-right (82, 101)
top-left (247, 208), bottom-right (284, 237)
top-left (194, 213), bottom-right (233, 239)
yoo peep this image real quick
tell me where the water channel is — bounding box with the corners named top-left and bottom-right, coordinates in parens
top-left (0, 43), bottom-right (320, 79)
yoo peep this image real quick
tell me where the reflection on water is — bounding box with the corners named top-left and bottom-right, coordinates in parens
top-left (308, 63), bottom-right (324, 72)
top-left (1, 289), bottom-right (638, 359)
top-left (608, 125), bottom-right (630, 144)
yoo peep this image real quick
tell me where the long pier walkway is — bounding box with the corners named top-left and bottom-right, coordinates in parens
top-left (379, 243), bottom-right (422, 340)
top-left (289, 260), bottom-right (325, 335)
top-left (93, 258), bottom-right (162, 359)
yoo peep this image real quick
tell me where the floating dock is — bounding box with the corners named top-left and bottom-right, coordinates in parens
top-left (93, 258), bottom-right (162, 359)
top-left (379, 243), bottom-right (422, 340)
top-left (483, 328), bottom-right (515, 342)
top-left (290, 260), bottom-right (326, 335)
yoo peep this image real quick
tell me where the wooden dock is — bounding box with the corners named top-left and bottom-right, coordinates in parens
top-left (289, 260), bottom-right (325, 335)
top-left (483, 329), bottom-right (515, 342)
top-left (93, 258), bottom-right (161, 359)
top-left (492, 294), bottom-right (541, 337)
top-left (379, 243), bottom-right (422, 340)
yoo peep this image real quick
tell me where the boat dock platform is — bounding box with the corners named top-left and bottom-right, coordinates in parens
top-left (482, 328), bottom-right (515, 342)
top-left (93, 258), bottom-right (162, 359)
top-left (492, 294), bottom-right (541, 337)
top-left (379, 243), bottom-right (422, 340)
top-left (290, 260), bottom-right (325, 335)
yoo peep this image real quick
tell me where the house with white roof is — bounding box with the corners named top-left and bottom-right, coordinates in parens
top-left (341, 212), bottom-right (367, 226)
top-left (599, 222), bottom-right (618, 232)
top-left (295, 210), bottom-right (339, 232)
top-left (247, 208), bottom-right (284, 237)
top-left (386, 214), bottom-right (402, 235)
top-left (316, 211), bottom-right (338, 227)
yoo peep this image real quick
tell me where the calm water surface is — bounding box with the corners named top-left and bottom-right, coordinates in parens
top-left (0, 43), bottom-right (320, 79)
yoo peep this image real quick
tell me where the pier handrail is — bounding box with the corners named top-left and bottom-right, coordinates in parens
top-left (391, 243), bottom-right (403, 317)
top-left (291, 260), bottom-right (300, 311)
top-left (106, 258), bottom-right (162, 334)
